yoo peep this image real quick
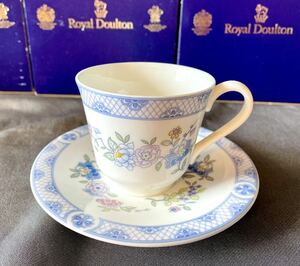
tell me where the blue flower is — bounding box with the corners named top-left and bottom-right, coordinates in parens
top-left (45, 144), bottom-right (56, 152)
top-left (62, 133), bottom-right (77, 141)
top-left (201, 212), bottom-right (216, 222)
top-left (138, 226), bottom-right (161, 234)
top-left (114, 143), bottom-right (135, 170)
top-left (165, 139), bottom-right (192, 169)
top-left (169, 206), bottom-right (181, 213)
top-left (230, 203), bottom-right (246, 216)
top-left (120, 99), bottom-right (149, 111)
top-left (92, 102), bottom-right (111, 114)
top-left (187, 184), bottom-right (201, 196)
top-left (175, 228), bottom-right (199, 239)
top-left (46, 157), bottom-right (56, 167)
top-left (233, 156), bottom-right (242, 166)
top-left (176, 139), bottom-right (192, 160)
top-left (46, 201), bottom-right (62, 214)
top-left (45, 182), bottom-right (57, 193)
top-left (78, 161), bottom-right (101, 180)
top-left (165, 152), bottom-right (181, 169)
top-left (72, 214), bottom-right (94, 228)
top-left (33, 169), bottom-right (44, 180)
top-left (245, 168), bottom-right (257, 178)
top-left (103, 229), bottom-right (129, 240)
top-left (235, 184), bottom-right (255, 196)
top-left (160, 107), bottom-right (184, 119)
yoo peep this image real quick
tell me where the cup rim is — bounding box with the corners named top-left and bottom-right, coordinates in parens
top-left (75, 62), bottom-right (216, 99)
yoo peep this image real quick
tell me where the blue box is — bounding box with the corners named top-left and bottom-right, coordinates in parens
top-left (179, 0), bottom-right (300, 102)
top-left (24, 0), bottom-right (179, 94)
top-left (0, 1), bottom-right (31, 92)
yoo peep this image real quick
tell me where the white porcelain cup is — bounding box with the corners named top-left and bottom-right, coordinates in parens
top-left (76, 62), bottom-right (253, 196)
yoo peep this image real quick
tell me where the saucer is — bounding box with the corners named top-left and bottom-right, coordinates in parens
top-left (30, 125), bottom-right (259, 247)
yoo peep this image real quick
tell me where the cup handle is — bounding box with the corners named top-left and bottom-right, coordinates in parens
top-left (190, 80), bottom-right (254, 163)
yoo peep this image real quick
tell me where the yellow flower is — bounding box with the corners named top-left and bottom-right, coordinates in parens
top-left (80, 168), bottom-right (89, 175)
top-left (168, 126), bottom-right (182, 139)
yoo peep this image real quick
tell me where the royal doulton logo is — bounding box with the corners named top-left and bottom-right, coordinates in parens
top-left (254, 4), bottom-right (268, 23)
top-left (192, 9), bottom-right (212, 36)
top-left (0, 2), bottom-right (15, 29)
top-left (144, 5), bottom-right (167, 32)
top-left (224, 4), bottom-right (294, 36)
top-left (68, 0), bottom-right (134, 30)
top-left (36, 4), bottom-right (56, 30)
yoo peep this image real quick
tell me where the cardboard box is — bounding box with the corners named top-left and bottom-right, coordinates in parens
top-left (179, 0), bottom-right (300, 102)
top-left (25, 0), bottom-right (179, 94)
top-left (0, 0), bottom-right (31, 92)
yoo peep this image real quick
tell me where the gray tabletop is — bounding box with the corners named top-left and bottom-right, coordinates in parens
top-left (0, 95), bottom-right (299, 266)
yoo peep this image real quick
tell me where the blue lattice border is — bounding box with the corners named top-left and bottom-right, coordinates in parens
top-left (79, 86), bottom-right (212, 120)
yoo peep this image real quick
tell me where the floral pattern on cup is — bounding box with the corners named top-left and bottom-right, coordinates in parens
top-left (92, 122), bottom-right (198, 174)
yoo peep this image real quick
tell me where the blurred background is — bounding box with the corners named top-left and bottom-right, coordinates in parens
top-left (1, 0), bottom-right (299, 102)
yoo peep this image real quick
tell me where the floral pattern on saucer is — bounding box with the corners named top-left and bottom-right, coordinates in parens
top-left (70, 153), bottom-right (216, 213)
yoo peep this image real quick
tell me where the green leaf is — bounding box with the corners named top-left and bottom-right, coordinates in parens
top-left (107, 192), bottom-right (117, 197)
top-left (108, 137), bottom-right (118, 151)
top-left (115, 132), bottom-right (124, 142)
top-left (161, 140), bottom-right (172, 146)
top-left (191, 195), bottom-right (199, 200)
top-left (185, 180), bottom-right (191, 185)
top-left (141, 139), bottom-right (149, 145)
top-left (171, 168), bottom-right (179, 175)
top-left (69, 168), bottom-right (78, 172)
top-left (155, 161), bottom-right (162, 171)
top-left (70, 173), bottom-right (80, 178)
top-left (165, 201), bottom-right (172, 206)
top-left (121, 206), bottom-right (135, 212)
top-left (178, 187), bottom-right (188, 194)
top-left (206, 176), bottom-right (214, 181)
top-left (180, 158), bottom-right (188, 170)
top-left (84, 154), bottom-right (90, 161)
top-left (79, 180), bottom-right (88, 184)
top-left (183, 173), bottom-right (195, 179)
top-left (204, 154), bottom-right (210, 162)
top-left (173, 138), bottom-right (180, 146)
top-left (104, 152), bottom-right (115, 161)
top-left (151, 200), bottom-right (157, 207)
top-left (183, 205), bottom-right (191, 210)
top-left (124, 135), bottom-right (130, 143)
top-left (198, 188), bottom-right (205, 193)
top-left (150, 137), bottom-right (157, 145)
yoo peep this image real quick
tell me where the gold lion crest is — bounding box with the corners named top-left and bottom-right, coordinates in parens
top-left (192, 9), bottom-right (212, 36)
top-left (144, 5), bottom-right (167, 32)
top-left (254, 4), bottom-right (268, 24)
top-left (0, 3), bottom-right (15, 29)
top-left (94, 0), bottom-right (108, 19)
top-left (37, 4), bottom-right (56, 30)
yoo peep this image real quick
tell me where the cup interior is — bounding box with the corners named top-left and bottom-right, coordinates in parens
top-left (76, 62), bottom-right (215, 97)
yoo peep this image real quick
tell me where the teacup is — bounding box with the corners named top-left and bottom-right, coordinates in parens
top-left (76, 62), bottom-right (253, 196)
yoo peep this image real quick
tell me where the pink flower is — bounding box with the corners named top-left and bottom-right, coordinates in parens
top-left (96, 198), bottom-right (122, 208)
top-left (134, 145), bottom-right (161, 168)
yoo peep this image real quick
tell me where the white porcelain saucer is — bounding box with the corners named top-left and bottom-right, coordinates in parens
top-left (30, 125), bottom-right (259, 247)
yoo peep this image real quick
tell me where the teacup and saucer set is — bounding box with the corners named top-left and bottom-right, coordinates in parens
top-left (30, 63), bottom-right (259, 247)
